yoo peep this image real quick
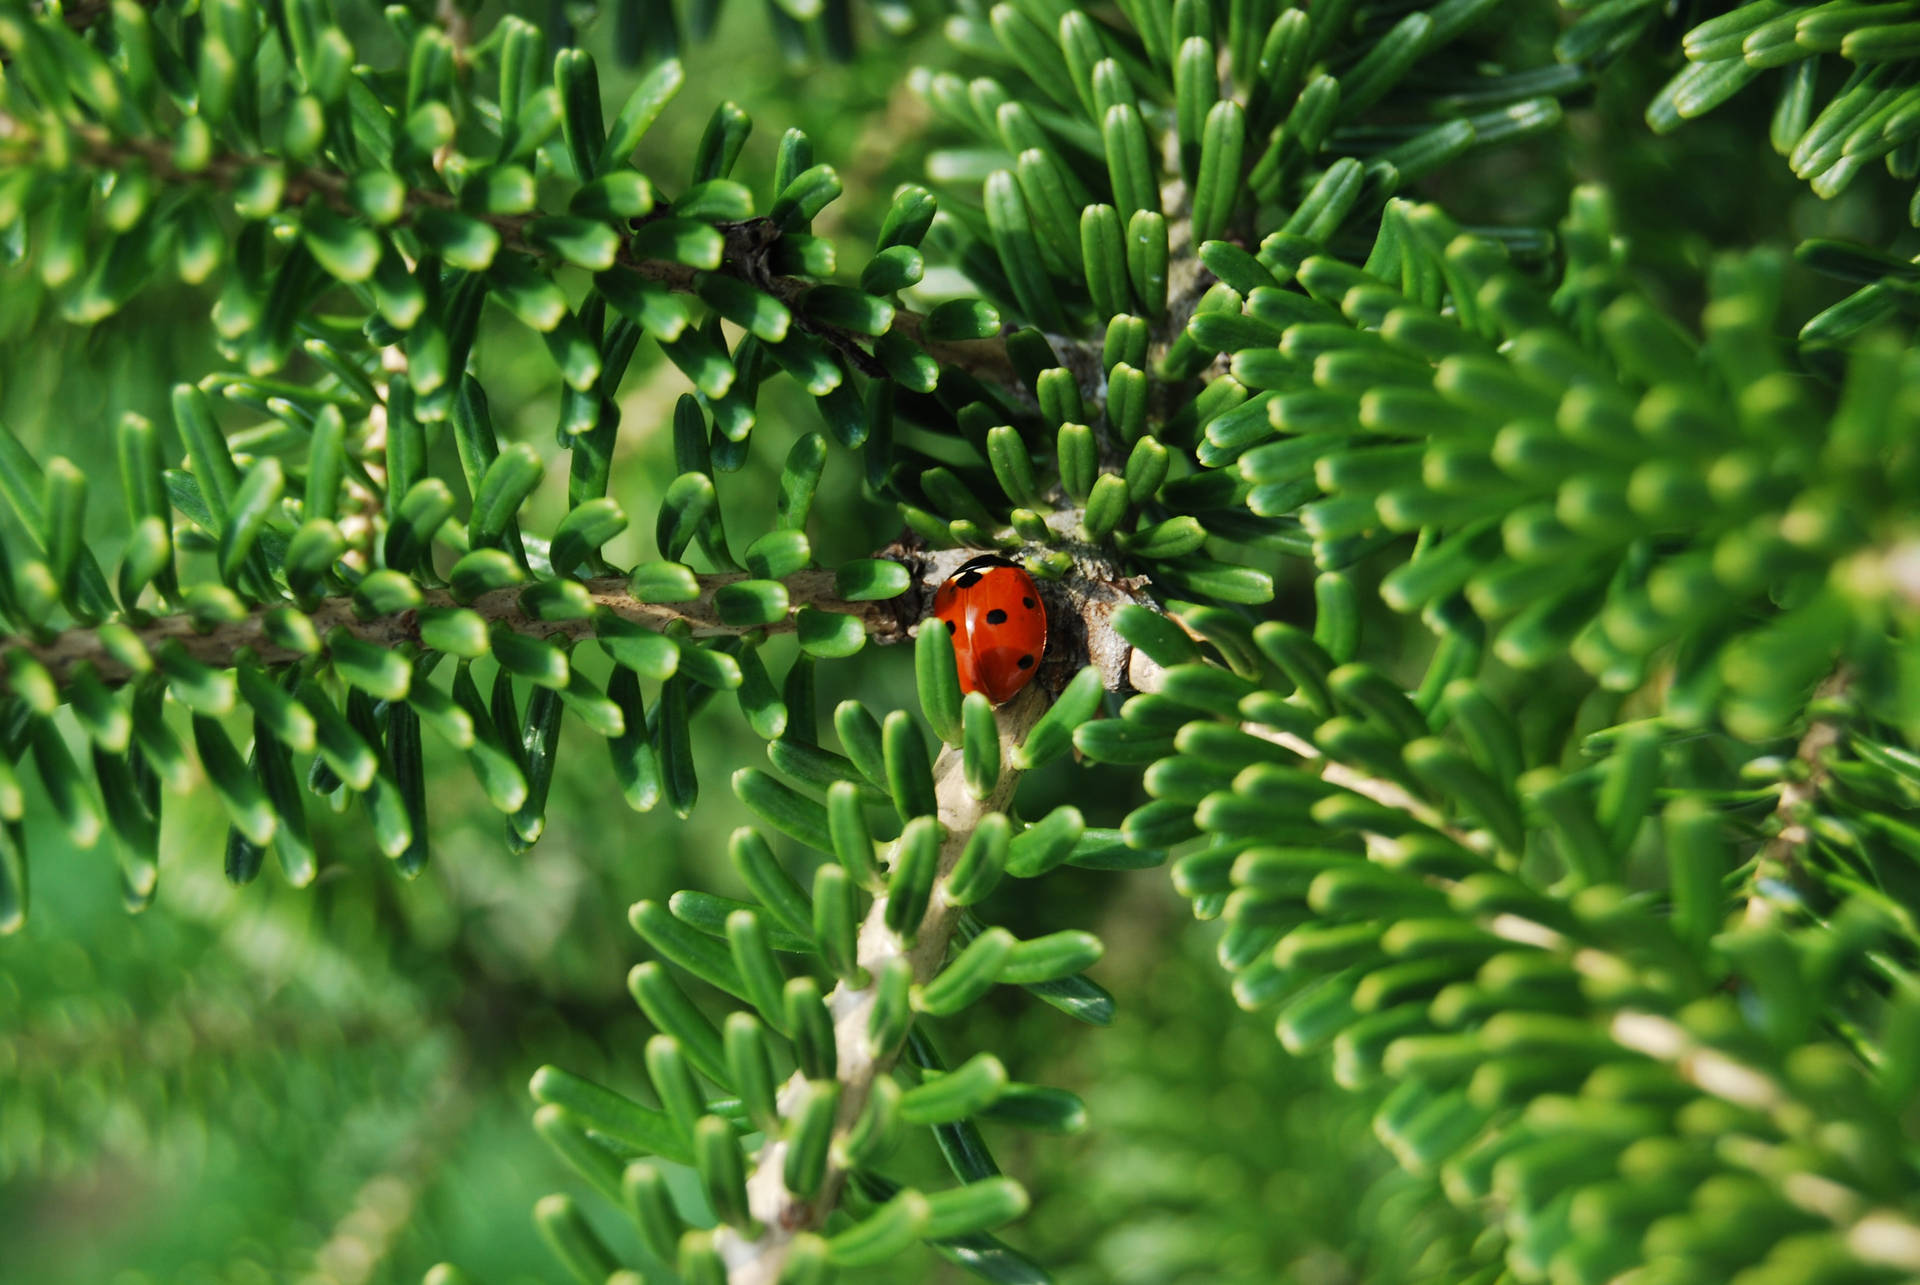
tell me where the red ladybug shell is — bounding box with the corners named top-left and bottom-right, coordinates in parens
top-left (932, 555), bottom-right (1047, 705)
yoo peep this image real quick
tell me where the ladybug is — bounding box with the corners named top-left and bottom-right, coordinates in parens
top-left (932, 554), bottom-right (1048, 705)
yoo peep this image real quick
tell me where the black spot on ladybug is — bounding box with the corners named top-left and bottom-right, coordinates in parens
top-left (1018, 654), bottom-right (1034, 669)
top-left (986, 608), bottom-right (1008, 625)
top-left (1023, 596), bottom-right (1036, 609)
top-left (947, 620), bottom-right (958, 633)
top-left (956, 571), bottom-right (983, 588)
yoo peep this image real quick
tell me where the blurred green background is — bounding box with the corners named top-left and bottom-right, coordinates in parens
top-left (0, 1), bottom-right (1904, 1281)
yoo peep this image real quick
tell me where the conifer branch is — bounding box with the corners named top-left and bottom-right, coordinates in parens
top-left (1129, 660), bottom-right (1486, 852)
top-left (0, 109), bottom-right (1054, 399)
top-left (0, 570), bottom-right (905, 688)
top-left (716, 689), bottom-right (1046, 1285)
top-left (1252, 721), bottom-right (1483, 850)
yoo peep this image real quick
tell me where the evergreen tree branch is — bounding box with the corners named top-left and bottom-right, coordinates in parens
top-left (0, 569), bottom-right (905, 688)
top-left (1129, 659), bottom-right (1486, 852)
top-left (716, 689), bottom-right (1047, 1285)
top-left (1250, 720), bottom-right (1482, 851)
top-left (0, 109), bottom-right (1046, 399)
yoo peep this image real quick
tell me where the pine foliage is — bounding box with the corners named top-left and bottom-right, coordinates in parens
top-left (5, 0), bottom-right (1920, 1282)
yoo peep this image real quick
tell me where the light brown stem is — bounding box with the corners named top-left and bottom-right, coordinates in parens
top-left (715, 688), bottom-right (1046, 1284)
top-left (1744, 669), bottom-right (1850, 926)
top-left (0, 569), bottom-right (908, 687)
